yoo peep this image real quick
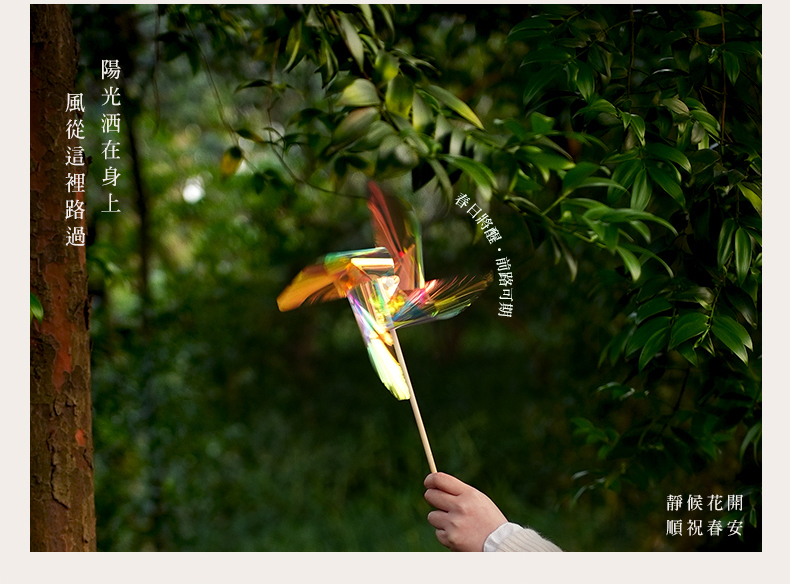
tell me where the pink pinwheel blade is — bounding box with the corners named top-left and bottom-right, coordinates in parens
top-left (367, 182), bottom-right (425, 290)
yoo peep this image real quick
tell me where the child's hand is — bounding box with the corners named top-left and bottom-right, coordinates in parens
top-left (424, 472), bottom-right (508, 552)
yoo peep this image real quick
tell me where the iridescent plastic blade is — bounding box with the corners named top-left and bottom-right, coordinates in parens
top-left (347, 280), bottom-right (410, 400)
top-left (277, 247), bottom-right (395, 311)
top-left (367, 182), bottom-right (425, 290)
top-left (387, 274), bottom-right (493, 328)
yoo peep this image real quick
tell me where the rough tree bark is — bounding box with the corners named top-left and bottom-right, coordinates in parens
top-left (30, 4), bottom-right (96, 552)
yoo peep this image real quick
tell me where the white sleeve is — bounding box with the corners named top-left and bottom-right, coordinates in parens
top-left (484, 522), bottom-right (562, 552)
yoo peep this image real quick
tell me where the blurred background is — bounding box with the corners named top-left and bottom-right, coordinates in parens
top-left (67, 4), bottom-right (761, 551)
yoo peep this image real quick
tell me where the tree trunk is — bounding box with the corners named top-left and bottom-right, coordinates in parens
top-left (30, 4), bottom-right (96, 552)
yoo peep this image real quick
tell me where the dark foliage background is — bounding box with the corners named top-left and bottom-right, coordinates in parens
top-left (69, 4), bottom-right (761, 551)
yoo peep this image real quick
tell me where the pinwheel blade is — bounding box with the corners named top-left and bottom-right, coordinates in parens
top-left (347, 280), bottom-right (410, 400)
top-left (367, 182), bottom-right (425, 290)
top-left (277, 247), bottom-right (395, 311)
top-left (390, 273), bottom-right (493, 328)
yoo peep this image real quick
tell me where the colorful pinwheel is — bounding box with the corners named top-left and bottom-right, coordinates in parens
top-left (277, 182), bottom-right (490, 471)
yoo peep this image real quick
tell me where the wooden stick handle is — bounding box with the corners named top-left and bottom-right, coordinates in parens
top-left (391, 329), bottom-right (437, 474)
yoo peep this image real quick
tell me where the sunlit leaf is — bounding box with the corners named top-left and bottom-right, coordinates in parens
top-left (661, 96), bottom-right (690, 116)
top-left (339, 79), bottom-right (379, 107)
top-left (616, 246), bottom-right (641, 282)
top-left (385, 75), bottom-right (413, 117)
top-left (426, 85), bottom-right (484, 129)
top-left (374, 51), bottom-right (399, 84)
top-left (738, 183), bottom-right (762, 216)
top-left (337, 12), bottom-right (364, 70)
top-left (332, 107), bottom-right (380, 144)
top-left (443, 155), bottom-right (495, 189)
top-left (412, 92), bottom-right (433, 133)
top-left (220, 146), bottom-right (243, 178)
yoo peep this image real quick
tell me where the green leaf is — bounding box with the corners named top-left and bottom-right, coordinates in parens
top-left (521, 150), bottom-right (575, 173)
top-left (711, 315), bottom-right (751, 363)
top-left (739, 422), bottom-right (761, 461)
top-left (626, 316), bottom-right (671, 357)
top-left (639, 327), bottom-right (670, 371)
top-left (529, 112), bottom-right (555, 134)
top-left (616, 247), bottom-right (641, 282)
top-left (636, 298), bottom-right (673, 324)
top-left (235, 128), bottom-right (266, 144)
top-left (332, 107), bottom-right (380, 144)
top-left (636, 298), bottom-right (672, 324)
top-left (723, 51), bottom-right (740, 85)
top-left (584, 207), bottom-right (677, 236)
top-left (576, 61), bottom-right (595, 101)
top-left (631, 168), bottom-right (652, 211)
top-left (337, 12), bottom-right (364, 70)
top-left (554, 235), bottom-right (577, 281)
top-left (412, 92), bottom-right (433, 133)
top-left (726, 287), bottom-right (758, 328)
top-left (338, 79), bottom-right (379, 107)
top-left (630, 114), bottom-right (646, 146)
top-left (235, 79), bottom-right (272, 91)
top-left (680, 10), bottom-right (727, 29)
top-left (522, 46), bottom-right (572, 63)
top-left (385, 75), bottom-right (413, 117)
top-left (561, 162), bottom-right (598, 195)
top-left (426, 85), bottom-right (484, 130)
top-left (661, 96), bottom-right (690, 116)
top-left (676, 340), bottom-right (698, 367)
top-left (30, 292), bottom-right (44, 323)
top-left (628, 220), bottom-right (651, 244)
top-left (720, 41), bottom-right (762, 59)
top-left (508, 16), bottom-right (555, 42)
top-left (522, 68), bottom-right (559, 106)
top-left (690, 109), bottom-right (720, 137)
top-left (577, 98), bottom-right (619, 118)
top-left (645, 143), bottom-right (691, 173)
top-left (734, 228), bottom-right (752, 284)
top-left (427, 158), bottom-right (452, 199)
top-left (620, 243), bottom-right (675, 278)
top-left (374, 51), bottom-right (399, 84)
top-left (220, 146), bottom-right (243, 178)
top-left (284, 20), bottom-right (303, 72)
top-left (669, 312), bottom-right (709, 350)
top-left (738, 183), bottom-right (762, 216)
top-left (717, 218), bottom-right (737, 269)
top-left (647, 165), bottom-right (685, 207)
top-left (443, 155), bottom-right (495, 189)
